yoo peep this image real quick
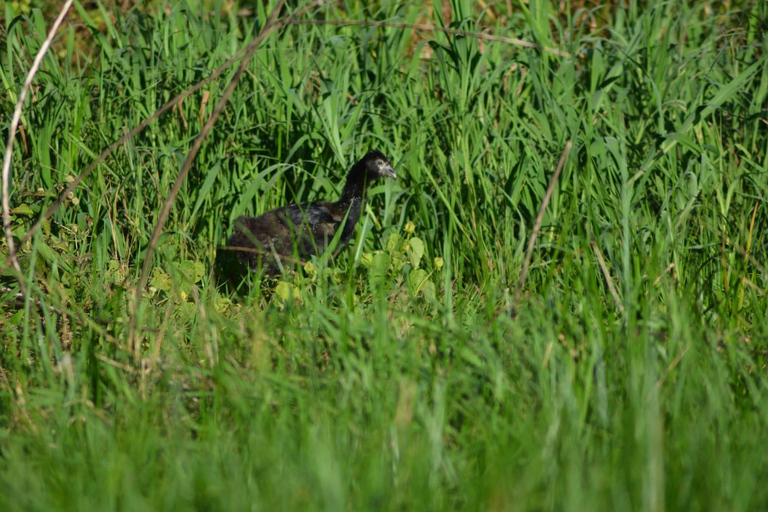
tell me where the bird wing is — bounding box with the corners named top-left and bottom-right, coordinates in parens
top-left (227, 202), bottom-right (346, 270)
top-left (283, 202), bottom-right (337, 225)
top-left (282, 203), bottom-right (340, 254)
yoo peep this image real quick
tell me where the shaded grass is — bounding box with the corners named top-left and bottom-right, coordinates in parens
top-left (1, 0), bottom-right (768, 510)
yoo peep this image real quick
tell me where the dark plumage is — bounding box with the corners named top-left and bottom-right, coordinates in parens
top-left (226, 150), bottom-right (396, 273)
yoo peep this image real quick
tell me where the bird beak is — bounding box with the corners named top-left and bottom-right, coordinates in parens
top-left (382, 163), bottom-right (397, 179)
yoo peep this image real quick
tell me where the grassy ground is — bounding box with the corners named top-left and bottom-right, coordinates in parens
top-left (1, 0), bottom-right (767, 509)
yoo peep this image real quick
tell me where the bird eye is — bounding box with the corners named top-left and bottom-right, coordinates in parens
top-left (376, 160), bottom-right (383, 166)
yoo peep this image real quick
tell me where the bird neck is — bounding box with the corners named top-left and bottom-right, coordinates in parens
top-left (333, 163), bottom-right (372, 243)
top-left (338, 162), bottom-right (370, 206)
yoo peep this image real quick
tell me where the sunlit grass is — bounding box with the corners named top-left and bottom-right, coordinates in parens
top-left (1, 0), bottom-right (767, 510)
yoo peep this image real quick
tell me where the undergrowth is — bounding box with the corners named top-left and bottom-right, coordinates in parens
top-left (1, 0), bottom-right (767, 510)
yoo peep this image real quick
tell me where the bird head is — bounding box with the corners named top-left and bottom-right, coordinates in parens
top-left (362, 150), bottom-right (396, 180)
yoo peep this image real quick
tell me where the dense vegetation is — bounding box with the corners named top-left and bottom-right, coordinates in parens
top-left (1, 0), bottom-right (767, 509)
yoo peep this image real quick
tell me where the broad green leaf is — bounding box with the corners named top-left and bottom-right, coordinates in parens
top-left (408, 237), bottom-right (424, 268)
top-left (11, 204), bottom-right (34, 216)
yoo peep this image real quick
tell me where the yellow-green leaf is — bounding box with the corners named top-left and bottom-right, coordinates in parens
top-left (409, 268), bottom-right (429, 294)
top-left (150, 268), bottom-right (171, 291)
top-left (386, 232), bottom-right (403, 253)
top-left (408, 237), bottom-right (424, 268)
top-left (11, 204), bottom-right (34, 216)
top-left (275, 281), bottom-right (295, 301)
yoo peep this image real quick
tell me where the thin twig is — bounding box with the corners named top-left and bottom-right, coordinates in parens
top-left (731, 244), bottom-right (766, 276)
top-left (590, 240), bottom-right (625, 314)
top-left (136, 0), bottom-right (288, 292)
top-left (516, 141), bottom-right (572, 298)
top-left (0, 285), bottom-right (118, 344)
top-left (742, 277), bottom-right (765, 296)
top-left (1, 285), bottom-right (70, 318)
top-left (2, 0), bottom-right (74, 288)
top-left (291, 19), bottom-right (571, 58)
top-left (652, 263), bottom-right (676, 286)
top-left (738, 200), bottom-right (760, 310)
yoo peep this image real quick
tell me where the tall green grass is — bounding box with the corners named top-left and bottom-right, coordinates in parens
top-left (1, 0), bottom-right (767, 509)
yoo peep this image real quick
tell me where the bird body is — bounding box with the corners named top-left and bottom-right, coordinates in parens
top-left (227, 150), bottom-right (395, 273)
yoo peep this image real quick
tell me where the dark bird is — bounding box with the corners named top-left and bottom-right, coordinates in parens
top-left (226, 150), bottom-right (396, 273)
